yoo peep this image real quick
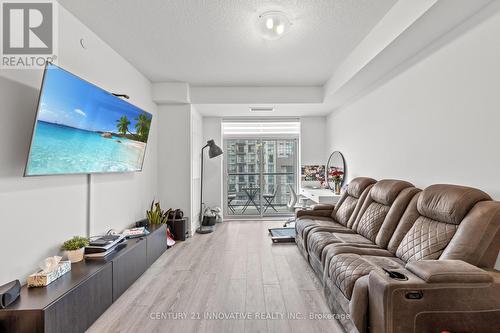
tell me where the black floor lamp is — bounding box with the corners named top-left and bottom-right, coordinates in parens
top-left (196, 139), bottom-right (223, 234)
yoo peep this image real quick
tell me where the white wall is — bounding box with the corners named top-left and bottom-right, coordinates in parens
top-left (300, 117), bottom-right (327, 166)
top-left (0, 4), bottom-right (158, 285)
top-left (157, 104), bottom-right (203, 235)
top-left (202, 117), bottom-right (223, 210)
top-left (326, 9), bottom-right (500, 199)
top-left (190, 106), bottom-right (203, 232)
top-left (157, 104), bottom-right (191, 216)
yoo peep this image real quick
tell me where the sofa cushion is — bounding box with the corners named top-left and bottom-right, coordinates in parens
top-left (295, 217), bottom-right (336, 237)
top-left (355, 202), bottom-right (390, 242)
top-left (295, 218), bottom-right (349, 256)
top-left (308, 232), bottom-right (372, 265)
top-left (394, 184), bottom-right (494, 265)
top-left (418, 184), bottom-right (490, 225)
top-left (328, 254), bottom-right (404, 300)
top-left (308, 231), bottom-right (341, 263)
top-left (396, 216), bottom-right (458, 263)
top-left (347, 177), bottom-right (377, 198)
top-left (333, 195), bottom-right (358, 226)
top-left (371, 179), bottom-right (413, 206)
top-left (329, 254), bottom-right (376, 300)
top-left (331, 177), bottom-right (377, 225)
top-left (351, 180), bottom-right (417, 249)
top-left (332, 233), bottom-right (373, 244)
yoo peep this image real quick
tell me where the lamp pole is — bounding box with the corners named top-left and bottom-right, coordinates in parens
top-left (197, 139), bottom-right (223, 234)
top-left (199, 143), bottom-right (208, 231)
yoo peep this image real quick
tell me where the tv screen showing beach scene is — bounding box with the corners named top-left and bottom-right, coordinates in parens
top-left (25, 63), bottom-right (153, 176)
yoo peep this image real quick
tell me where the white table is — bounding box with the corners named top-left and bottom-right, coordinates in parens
top-left (300, 187), bottom-right (342, 204)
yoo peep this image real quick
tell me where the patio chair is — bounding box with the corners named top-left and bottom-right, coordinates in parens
top-left (263, 185), bottom-right (280, 213)
top-left (284, 185), bottom-right (310, 227)
top-left (227, 193), bottom-right (236, 214)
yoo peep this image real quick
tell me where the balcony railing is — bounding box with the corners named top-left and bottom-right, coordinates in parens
top-left (226, 172), bottom-right (295, 216)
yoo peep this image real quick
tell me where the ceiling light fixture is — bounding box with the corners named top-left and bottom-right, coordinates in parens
top-left (257, 11), bottom-right (292, 40)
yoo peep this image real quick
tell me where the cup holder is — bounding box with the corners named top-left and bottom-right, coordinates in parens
top-left (383, 268), bottom-right (408, 281)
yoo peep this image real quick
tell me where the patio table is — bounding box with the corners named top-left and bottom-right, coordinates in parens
top-left (241, 186), bottom-right (261, 214)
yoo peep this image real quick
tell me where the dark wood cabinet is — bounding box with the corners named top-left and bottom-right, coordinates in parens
top-left (112, 238), bottom-right (147, 301)
top-left (44, 263), bottom-right (113, 333)
top-left (0, 261), bottom-right (113, 333)
top-left (146, 224), bottom-right (168, 265)
top-left (0, 225), bottom-right (171, 333)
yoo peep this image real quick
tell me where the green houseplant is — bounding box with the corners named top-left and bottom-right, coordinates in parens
top-left (61, 236), bottom-right (89, 263)
top-left (146, 200), bottom-right (168, 225)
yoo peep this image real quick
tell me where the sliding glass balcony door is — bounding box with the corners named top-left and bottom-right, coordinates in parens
top-left (224, 137), bottom-right (298, 217)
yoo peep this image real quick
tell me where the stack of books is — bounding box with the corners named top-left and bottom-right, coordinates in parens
top-left (84, 234), bottom-right (126, 259)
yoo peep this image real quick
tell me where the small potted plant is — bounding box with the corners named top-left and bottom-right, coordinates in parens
top-left (61, 236), bottom-right (89, 263)
top-left (146, 200), bottom-right (168, 224)
top-left (204, 206), bottom-right (223, 223)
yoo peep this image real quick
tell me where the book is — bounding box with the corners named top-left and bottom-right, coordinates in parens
top-left (86, 234), bottom-right (125, 252)
top-left (123, 227), bottom-right (149, 238)
top-left (84, 242), bottom-right (126, 259)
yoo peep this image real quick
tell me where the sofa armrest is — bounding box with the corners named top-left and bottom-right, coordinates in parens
top-left (311, 203), bottom-right (335, 211)
top-left (296, 208), bottom-right (333, 218)
top-left (405, 260), bottom-right (493, 284)
top-left (367, 266), bottom-right (499, 333)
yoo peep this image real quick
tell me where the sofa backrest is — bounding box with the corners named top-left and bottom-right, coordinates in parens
top-left (331, 177), bottom-right (376, 227)
top-left (386, 191), bottom-right (422, 254)
top-left (395, 184), bottom-right (499, 267)
top-left (351, 179), bottom-right (419, 248)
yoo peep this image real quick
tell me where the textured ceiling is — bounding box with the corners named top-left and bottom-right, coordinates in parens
top-left (58, 0), bottom-right (396, 86)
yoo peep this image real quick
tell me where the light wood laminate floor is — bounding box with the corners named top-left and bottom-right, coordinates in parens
top-left (88, 221), bottom-right (344, 333)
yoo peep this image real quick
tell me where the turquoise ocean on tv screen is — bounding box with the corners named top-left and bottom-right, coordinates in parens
top-left (27, 121), bottom-right (145, 175)
top-left (25, 64), bottom-right (152, 175)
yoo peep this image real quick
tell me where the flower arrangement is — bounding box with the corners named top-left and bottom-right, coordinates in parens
top-left (329, 169), bottom-right (344, 194)
top-left (330, 169), bottom-right (344, 182)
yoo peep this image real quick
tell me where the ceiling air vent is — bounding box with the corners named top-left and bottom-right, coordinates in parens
top-left (250, 107), bottom-right (274, 112)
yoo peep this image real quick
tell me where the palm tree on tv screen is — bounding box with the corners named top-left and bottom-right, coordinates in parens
top-left (116, 116), bottom-right (130, 135)
top-left (135, 113), bottom-right (151, 142)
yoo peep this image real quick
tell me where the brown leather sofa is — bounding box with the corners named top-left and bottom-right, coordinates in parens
top-left (295, 177), bottom-right (376, 259)
top-left (295, 178), bottom-right (500, 333)
top-left (308, 179), bottom-right (420, 280)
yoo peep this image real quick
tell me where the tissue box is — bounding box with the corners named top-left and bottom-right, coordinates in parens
top-left (27, 261), bottom-right (71, 288)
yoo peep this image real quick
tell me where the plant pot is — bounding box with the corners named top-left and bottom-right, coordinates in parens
top-left (65, 248), bottom-right (84, 263)
top-left (202, 216), bottom-right (216, 227)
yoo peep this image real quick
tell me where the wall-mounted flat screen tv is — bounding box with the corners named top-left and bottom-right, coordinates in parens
top-left (24, 63), bottom-right (153, 176)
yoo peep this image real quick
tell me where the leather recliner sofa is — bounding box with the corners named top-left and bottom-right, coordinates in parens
top-left (295, 177), bottom-right (376, 260)
top-left (307, 179), bottom-right (420, 279)
top-left (295, 178), bottom-right (500, 333)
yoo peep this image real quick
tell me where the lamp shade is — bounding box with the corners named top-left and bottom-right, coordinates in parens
top-left (207, 140), bottom-right (223, 158)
